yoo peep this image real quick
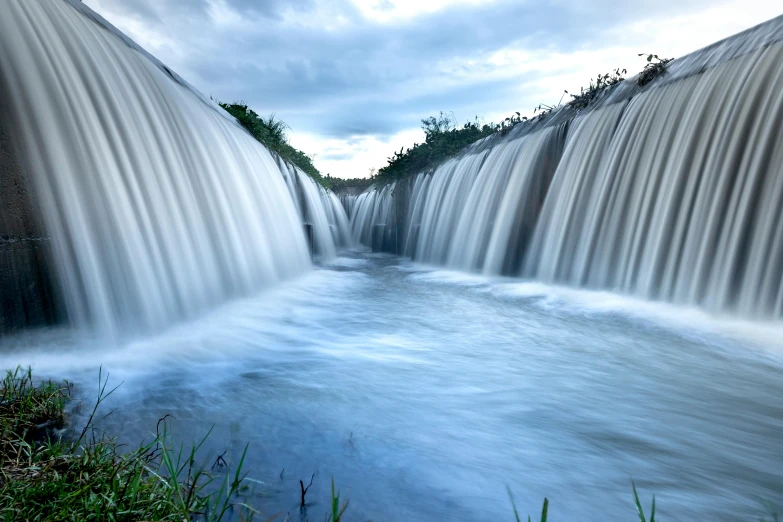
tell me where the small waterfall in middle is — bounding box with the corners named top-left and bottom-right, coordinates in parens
top-left (349, 124), bottom-right (566, 274)
top-left (278, 158), bottom-right (353, 257)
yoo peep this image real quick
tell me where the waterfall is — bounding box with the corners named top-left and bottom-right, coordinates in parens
top-left (325, 191), bottom-right (353, 250)
top-left (0, 0), bottom-right (348, 335)
top-left (277, 159), bottom-right (353, 257)
top-left (526, 40), bottom-right (783, 316)
top-left (340, 193), bottom-right (358, 219)
top-left (350, 15), bottom-right (783, 318)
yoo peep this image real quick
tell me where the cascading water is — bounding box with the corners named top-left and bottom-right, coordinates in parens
top-left (526, 44), bottom-right (783, 317)
top-left (340, 193), bottom-right (358, 219)
top-left (296, 169), bottom-right (342, 258)
top-left (0, 0), bottom-right (349, 335)
top-left (349, 15), bottom-right (783, 319)
top-left (350, 182), bottom-right (399, 248)
top-left (325, 191), bottom-right (353, 249)
top-left (278, 159), bottom-right (353, 257)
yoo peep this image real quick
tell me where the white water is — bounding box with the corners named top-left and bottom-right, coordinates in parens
top-left (0, 0), bottom-right (349, 335)
top-left (351, 182), bottom-right (397, 247)
top-left (325, 190), bottom-right (353, 249)
top-left (351, 17), bottom-right (783, 319)
top-left (528, 46), bottom-right (783, 316)
top-left (277, 158), bottom-right (352, 257)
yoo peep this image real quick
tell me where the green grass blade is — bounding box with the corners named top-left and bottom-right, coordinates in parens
top-left (650, 494), bottom-right (656, 522)
top-left (507, 486), bottom-right (522, 522)
top-left (632, 480), bottom-right (647, 522)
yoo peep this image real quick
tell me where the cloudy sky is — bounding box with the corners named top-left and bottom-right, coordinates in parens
top-left (84, 0), bottom-right (780, 178)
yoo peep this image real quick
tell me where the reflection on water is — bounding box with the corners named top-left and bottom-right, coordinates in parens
top-left (2, 250), bottom-right (782, 521)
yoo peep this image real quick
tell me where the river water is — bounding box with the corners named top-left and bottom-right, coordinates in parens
top-left (2, 250), bottom-right (782, 521)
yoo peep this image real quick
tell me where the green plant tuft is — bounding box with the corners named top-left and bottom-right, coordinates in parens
top-left (632, 479), bottom-right (656, 522)
top-left (330, 477), bottom-right (349, 522)
top-left (637, 54), bottom-right (673, 87)
top-left (0, 367), bottom-right (268, 521)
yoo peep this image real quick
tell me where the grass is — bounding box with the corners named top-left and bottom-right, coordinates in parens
top-left (0, 367), bottom-right (263, 522)
top-left (632, 479), bottom-right (656, 522)
top-left (329, 478), bottom-right (349, 522)
top-left (217, 54), bottom-right (673, 190)
top-left (373, 111), bottom-right (499, 183)
top-left (509, 487), bottom-right (548, 522)
top-left (509, 483), bottom-right (660, 522)
top-left (637, 54), bottom-right (674, 87)
top-left (219, 102), bottom-right (328, 187)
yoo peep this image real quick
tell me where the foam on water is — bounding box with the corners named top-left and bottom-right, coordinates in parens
top-left (402, 262), bottom-right (783, 354)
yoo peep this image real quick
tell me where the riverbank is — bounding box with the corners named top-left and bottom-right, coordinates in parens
top-left (0, 366), bottom-right (667, 522)
top-left (0, 367), bottom-right (283, 521)
top-left (4, 364), bottom-right (749, 522)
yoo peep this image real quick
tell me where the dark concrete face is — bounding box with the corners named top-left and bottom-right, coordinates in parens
top-left (0, 95), bottom-right (63, 333)
top-left (0, 108), bottom-right (37, 237)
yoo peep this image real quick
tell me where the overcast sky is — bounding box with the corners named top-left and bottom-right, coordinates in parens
top-left (84, 0), bottom-right (780, 178)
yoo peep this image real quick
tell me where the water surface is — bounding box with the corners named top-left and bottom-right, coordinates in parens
top-left (2, 250), bottom-right (782, 521)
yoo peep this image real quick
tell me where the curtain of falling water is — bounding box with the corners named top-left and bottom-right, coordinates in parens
top-left (277, 158), bottom-right (352, 256)
top-left (351, 124), bottom-right (567, 273)
top-left (325, 191), bottom-right (353, 250)
top-left (526, 41), bottom-right (783, 317)
top-left (0, 0), bottom-right (350, 335)
top-left (351, 183), bottom-right (397, 247)
top-left (350, 34), bottom-right (783, 318)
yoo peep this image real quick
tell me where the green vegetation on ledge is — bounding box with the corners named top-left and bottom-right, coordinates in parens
top-left (220, 102), bottom-right (329, 186)
top-left (219, 102), bottom-right (372, 191)
top-left (0, 367), bottom-right (261, 521)
top-left (219, 54), bottom-right (674, 190)
top-left (374, 112), bottom-right (500, 183)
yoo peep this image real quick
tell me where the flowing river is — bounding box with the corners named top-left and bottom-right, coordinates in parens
top-left (3, 250), bottom-right (782, 521)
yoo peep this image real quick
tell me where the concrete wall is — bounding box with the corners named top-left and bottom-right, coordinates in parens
top-left (0, 101), bottom-right (62, 332)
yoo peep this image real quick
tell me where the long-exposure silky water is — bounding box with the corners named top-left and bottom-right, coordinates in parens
top-left (351, 16), bottom-right (783, 319)
top-left (4, 253), bottom-right (783, 520)
top-left (0, 0), bottom-right (350, 336)
top-left (1, 0), bottom-right (782, 520)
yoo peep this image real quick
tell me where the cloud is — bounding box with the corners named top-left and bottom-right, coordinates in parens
top-left (84, 0), bottom-right (781, 177)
